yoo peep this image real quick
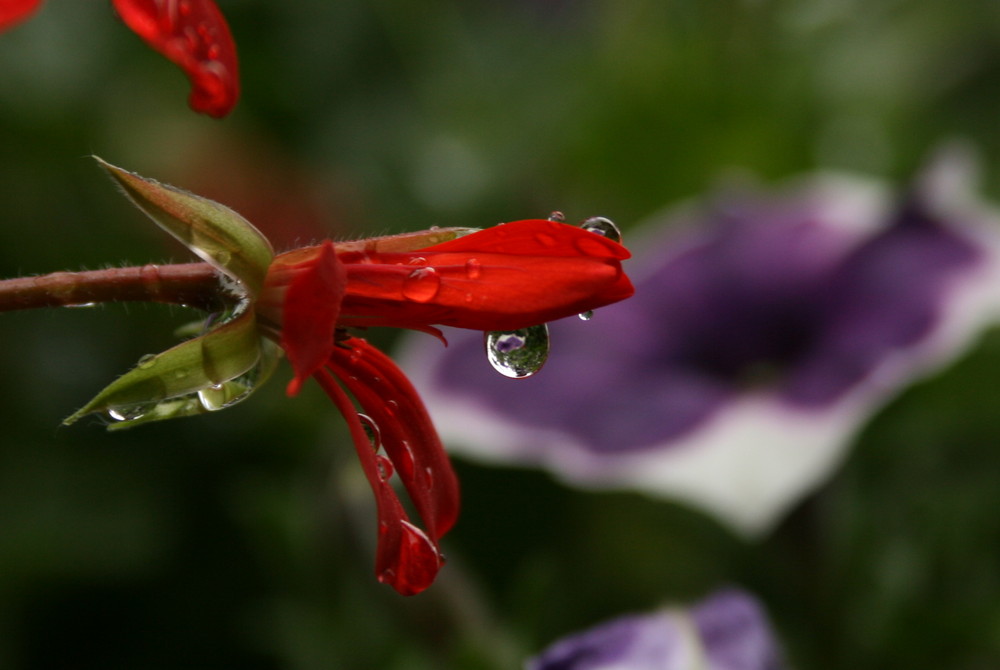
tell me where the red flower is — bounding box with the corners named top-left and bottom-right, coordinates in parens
top-left (0, 0), bottom-right (239, 117)
top-left (112, 0), bottom-right (239, 118)
top-left (257, 220), bottom-right (634, 595)
top-left (0, 0), bottom-right (41, 32)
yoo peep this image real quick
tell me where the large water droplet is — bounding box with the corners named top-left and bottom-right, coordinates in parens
top-left (484, 324), bottom-right (550, 378)
top-left (402, 267), bottom-right (441, 303)
top-left (578, 310), bottom-right (594, 321)
top-left (580, 216), bottom-right (622, 243)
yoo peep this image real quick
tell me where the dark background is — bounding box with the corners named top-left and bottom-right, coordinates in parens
top-left (2, 1), bottom-right (1000, 667)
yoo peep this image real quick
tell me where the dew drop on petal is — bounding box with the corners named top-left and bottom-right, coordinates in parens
top-left (465, 258), bottom-right (482, 279)
top-left (358, 413), bottom-right (382, 451)
top-left (547, 211), bottom-right (566, 222)
top-left (397, 441), bottom-right (416, 480)
top-left (484, 324), bottom-right (550, 378)
top-left (378, 520), bottom-right (442, 595)
top-left (534, 233), bottom-right (558, 247)
top-left (402, 267), bottom-right (441, 303)
top-left (376, 454), bottom-right (394, 480)
top-left (580, 216), bottom-right (622, 243)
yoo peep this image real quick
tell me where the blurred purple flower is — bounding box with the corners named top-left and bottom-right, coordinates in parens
top-left (401, 149), bottom-right (1000, 533)
top-left (525, 588), bottom-right (784, 670)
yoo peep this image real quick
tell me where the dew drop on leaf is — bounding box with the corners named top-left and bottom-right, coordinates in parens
top-left (484, 324), bottom-right (550, 378)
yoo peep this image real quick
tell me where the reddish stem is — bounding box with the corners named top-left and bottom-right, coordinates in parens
top-left (0, 263), bottom-right (230, 313)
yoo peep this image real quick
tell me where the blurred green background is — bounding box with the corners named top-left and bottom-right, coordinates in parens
top-left (3, 1), bottom-right (1000, 667)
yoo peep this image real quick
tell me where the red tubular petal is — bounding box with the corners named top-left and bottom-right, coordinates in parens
top-left (111, 0), bottom-right (240, 117)
top-left (0, 0), bottom-right (42, 31)
top-left (328, 338), bottom-right (460, 541)
top-left (266, 241), bottom-right (345, 396)
top-left (313, 363), bottom-right (447, 597)
top-left (337, 220), bottom-right (635, 331)
top-left (423, 219), bottom-right (631, 259)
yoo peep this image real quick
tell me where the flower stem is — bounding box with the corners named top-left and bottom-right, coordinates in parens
top-left (0, 263), bottom-right (230, 313)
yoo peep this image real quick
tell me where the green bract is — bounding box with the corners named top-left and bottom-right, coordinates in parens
top-left (94, 157), bottom-right (274, 297)
top-left (65, 159), bottom-right (278, 429)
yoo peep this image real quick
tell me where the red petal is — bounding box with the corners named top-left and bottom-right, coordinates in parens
top-left (313, 364), bottom-right (448, 596)
top-left (423, 219), bottom-right (631, 260)
top-left (0, 0), bottom-right (42, 32)
top-left (336, 220), bottom-right (635, 331)
top-left (111, 0), bottom-right (240, 117)
top-left (268, 242), bottom-right (345, 396)
top-left (328, 338), bottom-right (460, 540)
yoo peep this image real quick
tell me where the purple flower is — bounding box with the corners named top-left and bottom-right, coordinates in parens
top-left (525, 588), bottom-right (784, 670)
top-left (401, 149), bottom-right (1000, 533)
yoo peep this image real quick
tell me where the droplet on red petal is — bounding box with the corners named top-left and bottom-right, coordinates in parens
top-left (0, 0), bottom-right (42, 32)
top-left (378, 521), bottom-right (443, 596)
top-left (112, 0), bottom-right (240, 118)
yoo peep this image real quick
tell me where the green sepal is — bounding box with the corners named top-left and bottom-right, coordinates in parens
top-left (95, 157), bottom-right (274, 297)
top-left (64, 308), bottom-right (263, 426)
top-left (105, 339), bottom-right (282, 430)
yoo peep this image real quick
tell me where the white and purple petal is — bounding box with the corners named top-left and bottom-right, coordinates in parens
top-left (402, 150), bottom-right (1000, 533)
top-left (524, 588), bottom-right (783, 670)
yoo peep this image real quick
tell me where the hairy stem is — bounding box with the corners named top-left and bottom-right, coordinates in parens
top-left (0, 263), bottom-right (231, 313)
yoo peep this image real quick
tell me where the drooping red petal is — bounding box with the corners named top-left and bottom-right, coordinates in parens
top-left (328, 338), bottom-right (460, 540)
top-left (0, 0), bottom-right (41, 31)
top-left (313, 362), bottom-right (448, 596)
top-left (337, 220), bottom-right (635, 331)
top-left (111, 0), bottom-right (240, 117)
top-left (262, 241), bottom-right (346, 396)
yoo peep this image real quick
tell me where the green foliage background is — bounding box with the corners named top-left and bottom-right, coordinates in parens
top-left (2, 1), bottom-right (1000, 667)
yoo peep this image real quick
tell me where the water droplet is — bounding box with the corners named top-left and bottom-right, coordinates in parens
top-left (108, 403), bottom-right (154, 422)
top-left (407, 256), bottom-right (428, 266)
top-left (65, 302), bottom-right (96, 308)
top-left (384, 399), bottom-right (399, 416)
top-left (578, 310), bottom-right (594, 321)
top-left (376, 454), bottom-right (394, 480)
top-left (397, 442), bottom-right (416, 479)
top-left (137, 354), bottom-right (157, 370)
top-left (465, 258), bottom-right (482, 279)
top-left (196, 365), bottom-right (261, 411)
top-left (402, 267), bottom-right (441, 303)
top-left (421, 466), bottom-right (435, 490)
top-left (580, 216), bottom-right (622, 243)
top-left (547, 211), bottom-right (566, 222)
top-left (197, 384), bottom-right (226, 411)
top-left (484, 324), bottom-right (550, 378)
top-left (358, 414), bottom-right (382, 451)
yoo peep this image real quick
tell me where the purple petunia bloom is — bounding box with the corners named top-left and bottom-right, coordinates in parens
top-left (525, 588), bottom-right (784, 670)
top-left (401, 149), bottom-right (1000, 533)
